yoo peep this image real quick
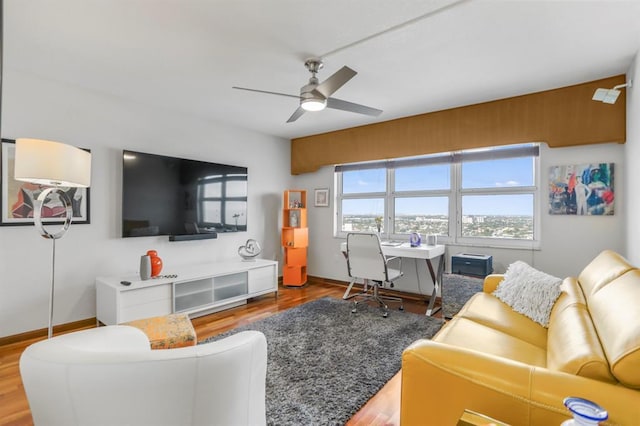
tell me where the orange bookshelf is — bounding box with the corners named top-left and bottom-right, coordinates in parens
top-left (282, 190), bottom-right (308, 287)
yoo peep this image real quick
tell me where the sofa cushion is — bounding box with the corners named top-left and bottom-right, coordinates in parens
top-left (549, 277), bottom-right (587, 314)
top-left (587, 270), bottom-right (640, 388)
top-left (578, 250), bottom-right (634, 296)
top-left (492, 261), bottom-right (562, 327)
top-left (456, 292), bottom-right (547, 349)
top-left (546, 303), bottom-right (616, 383)
top-left (433, 317), bottom-right (547, 367)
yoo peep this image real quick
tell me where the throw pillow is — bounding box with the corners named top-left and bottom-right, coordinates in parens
top-left (493, 261), bottom-right (562, 327)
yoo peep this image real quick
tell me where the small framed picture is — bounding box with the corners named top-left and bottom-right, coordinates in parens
top-left (314, 188), bottom-right (329, 207)
top-left (0, 139), bottom-right (91, 226)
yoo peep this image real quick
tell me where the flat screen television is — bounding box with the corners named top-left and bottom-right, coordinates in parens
top-left (122, 150), bottom-right (247, 238)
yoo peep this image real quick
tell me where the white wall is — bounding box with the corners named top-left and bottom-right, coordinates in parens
top-left (294, 142), bottom-right (625, 296)
top-left (625, 52), bottom-right (640, 264)
top-left (0, 70), bottom-right (291, 337)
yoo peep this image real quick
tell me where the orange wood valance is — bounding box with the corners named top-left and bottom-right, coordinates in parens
top-left (290, 75), bottom-right (626, 175)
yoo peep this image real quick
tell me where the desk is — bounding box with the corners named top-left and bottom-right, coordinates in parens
top-left (340, 242), bottom-right (446, 316)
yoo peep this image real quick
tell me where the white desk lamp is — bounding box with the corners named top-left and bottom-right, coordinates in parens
top-left (14, 138), bottom-right (91, 339)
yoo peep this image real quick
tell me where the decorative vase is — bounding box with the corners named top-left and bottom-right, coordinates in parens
top-left (147, 250), bottom-right (163, 277)
top-left (561, 397), bottom-right (607, 426)
top-left (139, 255), bottom-right (151, 280)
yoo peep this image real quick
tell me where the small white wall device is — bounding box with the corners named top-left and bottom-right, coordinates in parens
top-left (592, 80), bottom-right (633, 104)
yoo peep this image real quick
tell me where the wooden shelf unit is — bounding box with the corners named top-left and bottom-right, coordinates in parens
top-left (282, 190), bottom-right (308, 287)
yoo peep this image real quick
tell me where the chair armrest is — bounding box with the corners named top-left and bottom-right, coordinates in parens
top-left (401, 339), bottom-right (640, 426)
top-left (482, 274), bottom-right (504, 293)
top-left (385, 256), bottom-right (402, 271)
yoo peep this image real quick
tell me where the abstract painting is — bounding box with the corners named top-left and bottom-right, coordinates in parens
top-left (549, 163), bottom-right (614, 215)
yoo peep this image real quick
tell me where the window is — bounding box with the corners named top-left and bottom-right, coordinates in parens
top-left (394, 196), bottom-right (449, 236)
top-left (335, 144), bottom-right (539, 248)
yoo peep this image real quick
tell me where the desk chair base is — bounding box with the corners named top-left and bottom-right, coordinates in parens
top-left (349, 280), bottom-right (404, 318)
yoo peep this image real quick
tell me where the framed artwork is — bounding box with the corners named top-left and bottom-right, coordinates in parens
top-left (0, 139), bottom-right (91, 226)
top-left (548, 162), bottom-right (614, 215)
top-left (314, 188), bottom-right (329, 207)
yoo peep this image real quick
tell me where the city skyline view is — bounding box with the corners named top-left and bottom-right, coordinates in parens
top-left (342, 214), bottom-right (534, 240)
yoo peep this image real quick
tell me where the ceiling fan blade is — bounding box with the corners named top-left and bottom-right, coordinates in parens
top-left (232, 86), bottom-right (301, 100)
top-left (315, 66), bottom-right (357, 98)
top-left (326, 97), bottom-right (382, 117)
top-left (287, 106), bottom-right (306, 123)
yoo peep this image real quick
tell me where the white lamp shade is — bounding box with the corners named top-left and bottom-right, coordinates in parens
top-left (14, 138), bottom-right (91, 187)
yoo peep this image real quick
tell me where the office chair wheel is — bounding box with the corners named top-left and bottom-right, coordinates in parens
top-left (399, 305), bottom-right (404, 311)
top-left (351, 301), bottom-right (358, 314)
top-left (382, 311), bottom-right (388, 318)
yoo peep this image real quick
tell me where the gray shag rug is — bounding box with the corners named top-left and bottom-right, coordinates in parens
top-left (204, 297), bottom-right (443, 426)
top-left (442, 273), bottom-right (484, 319)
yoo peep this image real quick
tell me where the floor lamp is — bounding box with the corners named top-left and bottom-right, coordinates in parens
top-left (14, 138), bottom-right (91, 339)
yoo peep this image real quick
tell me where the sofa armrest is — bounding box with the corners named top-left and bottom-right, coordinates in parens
top-left (401, 339), bottom-right (640, 426)
top-left (482, 274), bottom-right (504, 293)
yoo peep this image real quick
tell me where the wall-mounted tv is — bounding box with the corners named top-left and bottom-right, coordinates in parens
top-left (122, 150), bottom-right (247, 238)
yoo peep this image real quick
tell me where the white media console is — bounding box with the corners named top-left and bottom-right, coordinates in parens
top-left (96, 259), bottom-right (278, 325)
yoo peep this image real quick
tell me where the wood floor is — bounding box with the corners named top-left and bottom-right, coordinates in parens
top-left (0, 279), bottom-right (440, 426)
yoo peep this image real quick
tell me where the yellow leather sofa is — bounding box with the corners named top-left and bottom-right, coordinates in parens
top-left (401, 250), bottom-right (640, 425)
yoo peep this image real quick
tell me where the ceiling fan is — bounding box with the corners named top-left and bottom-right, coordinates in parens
top-left (233, 58), bottom-right (383, 123)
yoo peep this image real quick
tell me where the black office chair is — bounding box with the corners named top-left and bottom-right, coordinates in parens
top-left (345, 232), bottom-right (404, 317)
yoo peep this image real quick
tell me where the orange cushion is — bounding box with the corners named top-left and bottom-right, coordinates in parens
top-left (123, 313), bottom-right (197, 349)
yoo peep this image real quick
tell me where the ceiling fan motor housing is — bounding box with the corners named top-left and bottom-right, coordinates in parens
top-left (300, 80), bottom-right (322, 98)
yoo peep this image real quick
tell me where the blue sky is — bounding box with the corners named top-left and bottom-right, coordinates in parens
top-left (342, 157), bottom-right (534, 216)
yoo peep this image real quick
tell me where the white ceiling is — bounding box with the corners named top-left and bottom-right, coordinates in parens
top-left (5, 0), bottom-right (640, 140)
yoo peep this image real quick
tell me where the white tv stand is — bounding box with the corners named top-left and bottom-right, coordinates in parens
top-left (96, 259), bottom-right (277, 325)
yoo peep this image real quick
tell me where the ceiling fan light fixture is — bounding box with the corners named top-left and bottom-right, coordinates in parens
top-left (301, 97), bottom-right (327, 111)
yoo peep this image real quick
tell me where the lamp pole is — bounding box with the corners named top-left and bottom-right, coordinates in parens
top-left (33, 187), bottom-right (73, 339)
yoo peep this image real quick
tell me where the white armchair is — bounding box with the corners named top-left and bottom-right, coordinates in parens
top-left (19, 326), bottom-right (267, 426)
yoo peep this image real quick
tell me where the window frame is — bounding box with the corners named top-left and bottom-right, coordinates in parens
top-left (334, 144), bottom-right (540, 249)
